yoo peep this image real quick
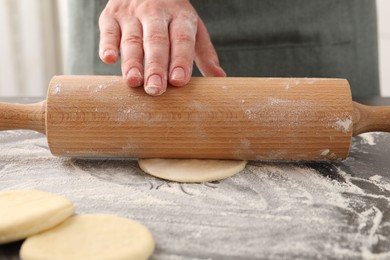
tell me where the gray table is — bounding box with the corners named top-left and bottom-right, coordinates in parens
top-left (0, 97), bottom-right (389, 260)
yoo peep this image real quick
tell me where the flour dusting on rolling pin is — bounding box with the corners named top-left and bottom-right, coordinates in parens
top-left (0, 76), bottom-right (389, 160)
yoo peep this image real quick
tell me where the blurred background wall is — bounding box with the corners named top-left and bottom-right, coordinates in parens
top-left (0, 0), bottom-right (389, 97)
top-left (377, 0), bottom-right (390, 97)
top-left (0, 0), bottom-right (61, 96)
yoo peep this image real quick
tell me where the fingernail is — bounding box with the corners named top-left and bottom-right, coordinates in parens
top-left (127, 67), bottom-right (141, 78)
top-left (146, 75), bottom-right (163, 95)
top-left (171, 67), bottom-right (185, 81)
top-left (103, 49), bottom-right (117, 57)
top-left (126, 67), bottom-right (142, 86)
top-left (128, 67), bottom-right (141, 76)
top-left (219, 67), bottom-right (227, 77)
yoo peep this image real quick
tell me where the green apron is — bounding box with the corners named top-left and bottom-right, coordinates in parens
top-left (67, 0), bottom-right (379, 97)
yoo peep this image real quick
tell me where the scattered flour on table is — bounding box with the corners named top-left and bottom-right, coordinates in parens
top-left (369, 175), bottom-right (382, 182)
top-left (1, 130), bottom-right (390, 259)
top-left (359, 132), bottom-right (377, 146)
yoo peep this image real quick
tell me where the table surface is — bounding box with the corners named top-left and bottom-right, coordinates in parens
top-left (0, 97), bottom-right (389, 260)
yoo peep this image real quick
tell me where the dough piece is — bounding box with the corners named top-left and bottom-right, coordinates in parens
top-left (20, 214), bottom-right (155, 260)
top-left (0, 190), bottom-right (74, 244)
top-left (138, 159), bottom-right (247, 182)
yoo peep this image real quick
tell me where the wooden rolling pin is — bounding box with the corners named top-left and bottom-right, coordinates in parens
top-left (0, 76), bottom-right (389, 160)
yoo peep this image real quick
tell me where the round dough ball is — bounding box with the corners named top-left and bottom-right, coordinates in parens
top-left (138, 159), bottom-right (247, 182)
top-left (20, 214), bottom-right (155, 260)
top-left (0, 190), bottom-right (74, 244)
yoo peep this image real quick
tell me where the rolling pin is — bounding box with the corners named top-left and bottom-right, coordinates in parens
top-left (0, 76), bottom-right (389, 160)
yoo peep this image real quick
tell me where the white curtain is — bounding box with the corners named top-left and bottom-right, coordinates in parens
top-left (0, 0), bottom-right (62, 96)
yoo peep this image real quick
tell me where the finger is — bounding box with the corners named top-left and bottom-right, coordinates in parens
top-left (142, 16), bottom-right (170, 96)
top-left (98, 12), bottom-right (121, 64)
top-left (194, 19), bottom-right (226, 77)
top-left (119, 17), bottom-right (144, 87)
top-left (168, 14), bottom-right (197, 87)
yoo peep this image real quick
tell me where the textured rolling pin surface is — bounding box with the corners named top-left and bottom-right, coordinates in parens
top-left (46, 76), bottom-right (352, 160)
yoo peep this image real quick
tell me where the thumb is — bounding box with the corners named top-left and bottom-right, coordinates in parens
top-left (194, 19), bottom-right (226, 77)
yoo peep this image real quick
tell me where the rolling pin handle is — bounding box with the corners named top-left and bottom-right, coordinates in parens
top-left (352, 102), bottom-right (390, 136)
top-left (0, 101), bottom-right (46, 134)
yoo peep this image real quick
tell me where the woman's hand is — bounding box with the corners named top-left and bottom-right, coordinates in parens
top-left (99, 0), bottom-right (226, 96)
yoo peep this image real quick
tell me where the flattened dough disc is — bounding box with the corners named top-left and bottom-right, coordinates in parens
top-left (20, 214), bottom-right (155, 260)
top-left (0, 190), bottom-right (74, 244)
top-left (138, 159), bottom-right (247, 182)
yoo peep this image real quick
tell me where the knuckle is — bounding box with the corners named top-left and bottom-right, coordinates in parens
top-left (177, 11), bottom-right (198, 23)
top-left (99, 10), bottom-right (117, 24)
top-left (101, 29), bottom-right (118, 39)
top-left (122, 34), bottom-right (143, 46)
top-left (99, 8), bottom-right (110, 19)
top-left (122, 58), bottom-right (142, 68)
top-left (171, 55), bottom-right (193, 66)
top-left (144, 61), bottom-right (165, 72)
top-left (145, 33), bottom-right (169, 45)
top-left (101, 2), bottom-right (123, 16)
top-left (144, 60), bottom-right (161, 68)
top-left (139, 2), bottom-right (164, 15)
top-left (172, 32), bottom-right (194, 44)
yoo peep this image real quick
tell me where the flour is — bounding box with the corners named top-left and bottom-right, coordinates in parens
top-left (320, 149), bottom-right (330, 156)
top-left (244, 98), bottom-right (314, 128)
top-left (268, 97), bottom-right (291, 105)
top-left (51, 84), bottom-right (61, 96)
top-left (369, 175), bottom-right (383, 182)
top-left (1, 130), bottom-right (389, 259)
top-left (335, 116), bottom-right (353, 133)
top-left (359, 132), bottom-right (377, 146)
